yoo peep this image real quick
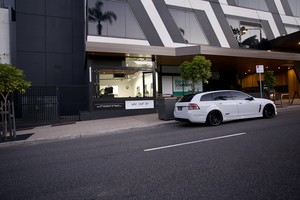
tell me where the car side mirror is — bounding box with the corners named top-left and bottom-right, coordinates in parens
top-left (245, 97), bottom-right (254, 101)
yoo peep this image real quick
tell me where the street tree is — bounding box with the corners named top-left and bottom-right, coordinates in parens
top-left (179, 56), bottom-right (212, 93)
top-left (0, 63), bottom-right (31, 139)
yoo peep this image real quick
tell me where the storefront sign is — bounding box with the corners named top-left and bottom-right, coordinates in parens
top-left (93, 102), bottom-right (124, 110)
top-left (125, 100), bottom-right (154, 110)
top-left (173, 76), bottom-right (203, 96)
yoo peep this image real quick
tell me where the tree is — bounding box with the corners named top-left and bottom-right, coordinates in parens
top-left (264, 71), bottom-right (276, 99)
top-left (88, 1), bottom-right (117, 35)
top-left (0, 64), bottom-right (31, 139)
top-left (179, 56), bottom-right (212, 93)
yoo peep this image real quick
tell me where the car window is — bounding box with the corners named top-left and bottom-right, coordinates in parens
top-left (178, 94), bottom-right (196, 102)
top-left (213, 92), bottom-right (231, 100)
top-left (200, 93), bottom-right (213, 101)
top-left (230, 91), bottom-right (250, 100)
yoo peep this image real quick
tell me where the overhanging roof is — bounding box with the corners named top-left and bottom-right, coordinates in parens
top-left (86, 41), bottom-right (300, 61)
top-left (262, 31), bottom-right (300, 53)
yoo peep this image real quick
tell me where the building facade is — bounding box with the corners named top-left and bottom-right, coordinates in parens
top-left (1, 0), bottom-right (300, 123)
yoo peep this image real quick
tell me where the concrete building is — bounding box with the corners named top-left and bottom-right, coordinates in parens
top-left (1, 0), bottom-right (300, 124)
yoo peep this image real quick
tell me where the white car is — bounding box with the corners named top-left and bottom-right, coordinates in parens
top-left (174, 90), bottom-right (277, 126)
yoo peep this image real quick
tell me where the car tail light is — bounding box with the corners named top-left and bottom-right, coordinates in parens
top-left (188, 103), bottom-right (200, 110)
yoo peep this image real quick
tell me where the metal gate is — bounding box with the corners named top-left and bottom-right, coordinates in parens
top-left (14, 86), bottom-right (88, 127)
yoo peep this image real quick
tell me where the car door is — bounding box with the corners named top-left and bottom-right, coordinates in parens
top-left (213, 92), bottom-right (239, 120)
top-left (231, 91), bottom-right (261, 118)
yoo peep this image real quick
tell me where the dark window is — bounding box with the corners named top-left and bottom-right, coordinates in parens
top-left (178, 94), bottom-right (196, 102)
top-left (213, 92), bottom-right (231, 100)
top-left (200, 93), bottom-right (213, 101)
top-left (230, 91), bottom-right (250, 100)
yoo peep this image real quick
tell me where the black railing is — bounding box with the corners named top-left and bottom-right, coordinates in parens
top-left (13, 85), bottom-right (88, 128)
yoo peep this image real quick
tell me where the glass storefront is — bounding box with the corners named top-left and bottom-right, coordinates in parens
top-left (96, 69), bottom-right (153, 98)
top-left (89, 57), bottom-right (156, 113)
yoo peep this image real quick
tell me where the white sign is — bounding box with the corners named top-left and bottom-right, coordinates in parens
top-left (125, 100), bottom-right (154, 110)
top-left (256, 65), bottom-right (264, 73)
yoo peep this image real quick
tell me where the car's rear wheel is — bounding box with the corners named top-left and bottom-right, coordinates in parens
top-left (263, 104), bottom-right (276, 118)
top-left (206, 111), bottom-right (222, 126)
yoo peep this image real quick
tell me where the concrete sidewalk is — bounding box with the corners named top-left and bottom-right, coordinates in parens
top-left (0, 113), bottom-right (174, 147)
top-left (1, 102), bottom-right (300, 147)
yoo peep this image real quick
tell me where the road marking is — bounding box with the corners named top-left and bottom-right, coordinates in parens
top-left (144, 132), bottom-right (247, 152)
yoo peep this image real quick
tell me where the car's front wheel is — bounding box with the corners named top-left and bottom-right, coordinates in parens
top-left (263, 104), bottom-right (276, 118)
top-left (206, 111), bottom-right (223, 126)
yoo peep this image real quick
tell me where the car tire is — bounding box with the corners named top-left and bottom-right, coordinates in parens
top-left (263, 104), bottom-right (276, 118)
top-left (206, 110), bottom-right (222, 126)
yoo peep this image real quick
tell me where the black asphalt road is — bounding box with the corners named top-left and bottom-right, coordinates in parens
top-left (1, 109), bottom-right (300, 200)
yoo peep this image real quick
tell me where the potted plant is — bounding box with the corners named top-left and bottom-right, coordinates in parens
top-left (264, 71), bottom-right (276, 100)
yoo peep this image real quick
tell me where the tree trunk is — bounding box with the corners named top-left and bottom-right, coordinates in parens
top-left (192, 80), bottom-right (195, 94)
top-left (97, 21), bottom-right (102, 35)
top-left (1, 99), bottom-right (8, 141)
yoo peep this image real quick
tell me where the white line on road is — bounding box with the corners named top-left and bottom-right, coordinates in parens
top-left (144, 132), bottom-right (247, 152)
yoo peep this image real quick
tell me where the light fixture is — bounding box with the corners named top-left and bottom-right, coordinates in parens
top-left (134, 60), bottom-right (152, 65)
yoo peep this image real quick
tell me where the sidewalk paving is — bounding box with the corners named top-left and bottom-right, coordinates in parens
top-left (1, 102), bottom-right (300, 148)
top-left (0, 113), bottom-right (174, 147)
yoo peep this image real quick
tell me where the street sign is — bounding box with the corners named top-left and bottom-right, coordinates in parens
top-left (256, 65), bottom-right (264, 73)
top-left (256, 65), bottom-right (264, 98)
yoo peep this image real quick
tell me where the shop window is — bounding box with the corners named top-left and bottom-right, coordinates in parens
top-left (87, 0), bottom-right (146, 39)
top-left (169, 8), bottom-right (209, 45)
top-left (96, 69), bottom-right (153, 98)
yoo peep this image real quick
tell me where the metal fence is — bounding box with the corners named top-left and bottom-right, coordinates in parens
top-left (13, 85), bottom-right (89, 127)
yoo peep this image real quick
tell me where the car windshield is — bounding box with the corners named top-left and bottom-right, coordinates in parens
top-left (178, 94), bottom-right (196, 102)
